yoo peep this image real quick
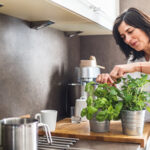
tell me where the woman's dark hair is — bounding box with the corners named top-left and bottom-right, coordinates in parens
top-left (113, 7), bottom-right (150, 61)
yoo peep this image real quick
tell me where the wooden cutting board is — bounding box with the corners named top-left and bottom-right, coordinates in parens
top-left (48, 118), bottom-right (150, 148)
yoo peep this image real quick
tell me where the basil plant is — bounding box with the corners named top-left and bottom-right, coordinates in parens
top-left (81, 82), bottom-right (123, 122)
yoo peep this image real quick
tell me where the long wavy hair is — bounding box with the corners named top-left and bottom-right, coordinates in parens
top-left (113, 7), bottom-right (150, 61)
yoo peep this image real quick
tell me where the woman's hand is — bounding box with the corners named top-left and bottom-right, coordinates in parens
top-left (96, 73), bottom-right (114, 84)
top-left (110, 63), bottom-right (138, 79)
top-left (96, 63), bottom-right (141, 84)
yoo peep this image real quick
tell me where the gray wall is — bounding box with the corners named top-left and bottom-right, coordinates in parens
top-left (120, 0), bottom-right (150, 13)
top-left (80, 0), bottom-right (150, 73)
top-left (0, 0), bottom-right (150, 120)
top-left (80, 35), bottom-right (126, 73)
top-left (0, 14), bottom-right (80, 120)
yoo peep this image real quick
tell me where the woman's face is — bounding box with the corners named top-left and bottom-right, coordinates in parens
top-left (118, 21), bottom-right (150, 51)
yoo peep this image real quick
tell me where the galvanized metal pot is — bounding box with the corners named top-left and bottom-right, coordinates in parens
top-left (121, 110), bottom-right (146, 136)
top-left (89, 118), bottom-right (110, 133)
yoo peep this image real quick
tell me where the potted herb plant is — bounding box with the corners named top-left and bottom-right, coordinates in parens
top-left (119, 74), bottom-right (150, 136)
top-left (81, 82), bottom-right (123, 132)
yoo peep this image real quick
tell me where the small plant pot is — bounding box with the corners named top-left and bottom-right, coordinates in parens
top-left (89, 118), bottom-right (110, 133)
top-left (121, 110), bottom-right (146, 136)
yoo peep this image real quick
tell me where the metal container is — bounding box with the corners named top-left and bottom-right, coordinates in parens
top-left (121, 110), bottom-right (146, 136)
top-left (0, 117), bottom-right (20, 146)
top-left (75, 67), bottom-right (100, 83)
top-left (80, 67), bottom-right (100, 82)
top-left (2, 118), bottom-right (51, 150)
top-left (90, 119), bottom-right (110, 133)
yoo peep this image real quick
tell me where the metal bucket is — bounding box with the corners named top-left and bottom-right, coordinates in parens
top-left (2, 118), bottom-right (52, 150)
top-left (89, 118), bottom-right (110, 133)
top-left (121, 110), bottom-right (146, 136)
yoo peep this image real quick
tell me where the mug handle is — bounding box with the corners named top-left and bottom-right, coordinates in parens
top-left (35, 113), bottom-right (42, 123)
top-left (38, 123), bottom-right (52, 144)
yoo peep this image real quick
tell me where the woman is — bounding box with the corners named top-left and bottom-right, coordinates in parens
top-left (96, 7), bottom-right (150, 122)
top-left (96, 7), bottom-right (150, 84)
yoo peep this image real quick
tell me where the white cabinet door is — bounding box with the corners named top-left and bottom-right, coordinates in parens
top-left (50, 0), bottom-right (120, 30)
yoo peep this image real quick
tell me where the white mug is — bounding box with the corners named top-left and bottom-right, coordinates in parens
top-left (35, 110), bottom-right (58, 132)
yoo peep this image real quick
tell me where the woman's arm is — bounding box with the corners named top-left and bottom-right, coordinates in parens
top-left (96, 62), bottom-right (150, 83)
top-left (110, 62), bottom-right (150, 79)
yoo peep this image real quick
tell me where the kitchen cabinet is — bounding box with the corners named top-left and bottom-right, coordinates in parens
top-left (0, 0), bottom-right (119, 35)
top-left (51, 0), bottom-right (119, 31)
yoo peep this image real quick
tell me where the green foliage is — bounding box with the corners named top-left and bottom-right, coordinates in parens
top-left (119, 74), bottom-right (150, 111)
top-left (81, 82), bottom-right (123, 122)
top-left (81, 74), bottom-right (150, 122)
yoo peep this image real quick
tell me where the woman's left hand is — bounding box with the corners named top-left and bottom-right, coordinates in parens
top-left (96, 73), bottom-right (114, 84)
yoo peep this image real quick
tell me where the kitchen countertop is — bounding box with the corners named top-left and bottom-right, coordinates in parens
top-left (72, 139), bottom-right (142, 150)
top-left (48, 118), bottom-right (150, 149)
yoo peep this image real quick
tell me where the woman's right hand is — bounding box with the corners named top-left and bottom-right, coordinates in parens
top-left (110, 63), bottom-right (138, 79)
top-left (96, 63), bottom-right (141, 84)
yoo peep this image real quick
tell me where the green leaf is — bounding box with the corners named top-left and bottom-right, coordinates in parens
top-left (86, 106), bottom-right (98, 120)
top-left (110, 89), bottom-right (117, 95)
top-left (86, 96), bottom-right (93, 106)
top-left (115, 102), bottom-right (123, 112)
top-left (146, 106), bottom-right (150, 112)
top-left (81, 108), bottom-right (87, 117)
top-left (94, 98), bottom-right (107, 109)
top-left (124, 94), bottom-right (132, 101)
top-left (96, 110), bottom-right (108, 121)
top-left (85, 82), bottom-right (95, 96)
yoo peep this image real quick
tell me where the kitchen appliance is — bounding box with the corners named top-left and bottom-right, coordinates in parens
top-left (66, 56), bottom-right (104, 118)
top-left (2, 118), bottom-right (51, 150)
top-left (78, 66), bottom-right (101, 82)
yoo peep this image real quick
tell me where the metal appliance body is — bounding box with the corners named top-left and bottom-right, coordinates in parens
top-left (75, 67), bottom-right (100, 82)
top-left (66, 67), bottom-right (100, 117)
top-left (2, 118), bottom-right (38, 150)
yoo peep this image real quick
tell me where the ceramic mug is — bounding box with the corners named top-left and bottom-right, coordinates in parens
top-left (35, 110), bottom-right (58, 132)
